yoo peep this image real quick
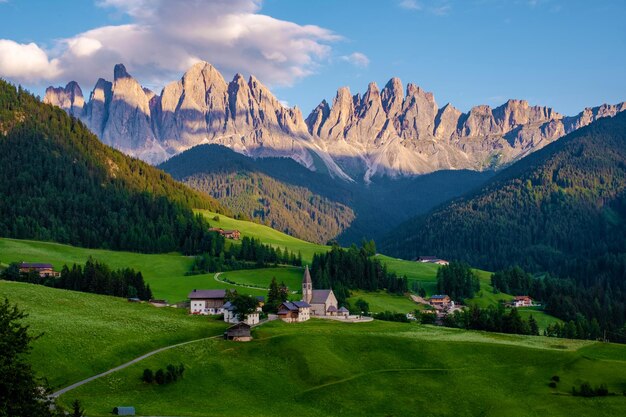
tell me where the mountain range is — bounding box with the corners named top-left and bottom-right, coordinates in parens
top-left (44, 62), bottom-right (626, 182)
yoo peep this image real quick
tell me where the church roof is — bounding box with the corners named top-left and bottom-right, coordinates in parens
top-left (310, 289), bottom-right (333, 304)
top-left (327, 305), bottom-right (338, 312)
top-left (338, 307), bottom-right (349, 312)
top-left (303, 265), bottom-right (312, 284)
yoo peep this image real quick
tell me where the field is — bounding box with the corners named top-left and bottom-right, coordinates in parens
top-left (57, 319), bottom-right (626, 417)
top-left (0, 238), bottom-right (266, 302)
top-left (0, 281), bottom-right (228, 388)
top-left (519, 306), bottom-right (565, 331)
top-left (219, 267), bottom-right (303, 291)
top-left (347, 289), bottom-right (420, 313)
top-left (198, 210), bottom-right (330, 263)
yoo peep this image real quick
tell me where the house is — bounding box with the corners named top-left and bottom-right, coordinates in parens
top-left (223, 301), bottom-right (260, 325)
top-left (224, 322), bottom-right (252, 342)
top-left (512, 296), bottom-right (533, 307)
top-left (277, 301), bottom-right (311, 323)
top-left (18, 262), bottom-right (60, 278)
top-left (113, 406), bottom-right (135, 416)
top-left (338, 306), bottom-right (350, 318)
top-left (188, 289), bottom-right (227, 315)
top-left (417, 256), bottom-right (449, 266)
top-left (429, 295), bottom-right (451, 307)
top-left (208, 228), bottom-right (241, 240)
top-left (302, 266), bottom-right (338, 316)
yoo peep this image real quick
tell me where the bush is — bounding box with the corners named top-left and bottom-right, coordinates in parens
top-left (572, 381), bottom-right (611, 397)
top-left (155, 369), bottom-right (165, 385)
top-left (142, 369), bottom-right (154, 383)
top-left (548, 382), bottom-right (557, 388)
top-left (551, 375), bottom-right (560, 382)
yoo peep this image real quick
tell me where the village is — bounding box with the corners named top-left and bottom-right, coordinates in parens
top-left (15, 256), bottom-right (538, 342)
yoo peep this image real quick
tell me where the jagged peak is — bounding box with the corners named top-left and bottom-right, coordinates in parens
top-left (113, 63), bottom-right (131, 81)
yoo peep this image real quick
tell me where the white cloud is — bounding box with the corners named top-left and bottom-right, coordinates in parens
top-left (340, 52), bottom-right (370, 68)
top-left (399, 0), bottom-right (422, 10)
top-left (0, 40), bottom-right (61, 81)
top-left (0, 0), bottom-right (340, 89)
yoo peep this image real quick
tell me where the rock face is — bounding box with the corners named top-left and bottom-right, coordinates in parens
top-left (45, 62), bottom-right (626, 181)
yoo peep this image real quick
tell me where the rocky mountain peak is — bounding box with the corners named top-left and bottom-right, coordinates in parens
top-left (381, 77), bottom-right (404, 119)
top-left (43, 81), bottom-right (85, 118)
top-left (113, 63), bottom-right (131, 81)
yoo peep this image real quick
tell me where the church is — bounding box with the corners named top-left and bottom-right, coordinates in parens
top-left (302, 265), bottom-right (338, 316)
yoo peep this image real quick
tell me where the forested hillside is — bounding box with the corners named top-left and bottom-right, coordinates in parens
top-left (160, 144), bottom-right (492, 244)
top-left (0, 80), bottom-right (228, 253)
top-left (381, 113), bottom-right (626, 340)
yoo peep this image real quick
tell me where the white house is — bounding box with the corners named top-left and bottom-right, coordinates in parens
top-left (277, 301), bottom-right (311, 323)
top-left (223, 301), bottom-right (260, 326)
top-left (189, 289), bottom-right (227, 315)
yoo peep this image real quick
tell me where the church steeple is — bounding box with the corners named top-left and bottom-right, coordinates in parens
top-left (302, 265), bottom-right (312, 303)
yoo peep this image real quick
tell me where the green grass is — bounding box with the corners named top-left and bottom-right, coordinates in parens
top-left (347, 290), bottom-right (418, 313)
top-left (0, 281), bottom-right (228, 389)
top-left (220, 267), bottom-right (304, 291)
top-left (518, 306), bottom-right (564, 331)
top-left (198, 210), bottom-right (330, 263)
top-left (58, 319), bottom-right (626, 417)
top-left (0, 238), bottom-right (267, 302)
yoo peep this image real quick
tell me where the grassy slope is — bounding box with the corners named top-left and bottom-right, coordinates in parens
top-left (198, 210), bottom-right (329, 263)
top-left (0, 238), bottom-right (266, 302)
top-left (0, 281), bottom-right (228, 388)
top-left (59, 319), bottom-right (626, 417)
top-left (219, 267), bottom-right (303, 291)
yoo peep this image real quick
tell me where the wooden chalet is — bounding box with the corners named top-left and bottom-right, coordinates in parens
top-left (18, 262), bottom-right (60, 278)
top-left (512, 296), bottom-right (533, 307)
top-left (208, 228), bottom-right (241, 240)
top-left (224, 322), bottom-right (252, 342)
top-left (429, 294), bottom-right (451, 307)
top-left (417, 256), bottom-right (449, 266)
top-left (277, 301), bottom-right (311, 323)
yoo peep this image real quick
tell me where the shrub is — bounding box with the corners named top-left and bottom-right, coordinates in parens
top-left (548, 382), bottom-right (557, 388)
top-left (551, 375), bottom-right (560, 382)
top-left (142, 368), bottom-right (154, 383)
top-left (155, 369), bottom-right (165, 385)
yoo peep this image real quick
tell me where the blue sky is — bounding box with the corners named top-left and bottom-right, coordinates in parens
top-left (0, 0), bottom-right (624, 115)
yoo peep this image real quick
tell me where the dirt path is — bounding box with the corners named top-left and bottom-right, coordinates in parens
top-left (50, 334), bottom-right (223, 398)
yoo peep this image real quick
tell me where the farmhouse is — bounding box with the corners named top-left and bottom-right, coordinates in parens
top-left (512, 296), bottom-right (533, 307)
top-left (18, 262), bottom-right (60, 278)
top-left (188, 289), bottom-right (226, 315)
top-left (277, 301), bottom-right (311, 323)
top-left (208, 228), bottom-right (241, 240)
top-left (429, 294), bottom-right (451, 307)
top-left (224, 322), bottom-right (253, 342)
top-left (302, 266), bottom-right (339, 316)
top-left (222, 301), bottom-right (260, 325)
top-left (417, 256), bottom-right (449, 266)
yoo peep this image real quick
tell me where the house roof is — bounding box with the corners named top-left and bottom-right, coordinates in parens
top-left (303, 265), bottom-right (312, 285)
top-left (338, 306), bottom-right (349, 312)
top-left (514, 296), bottom-right (532, 300)
top-left (279, 302), bottom-right (299, 311)
top-left (327, 305), bottom-right (338, 312)
top-left (256, 296), bottom-right (265, 302)
top-left (188, 289), bottom-right (226, 299)
top-left (430, 295), bottom-right (449, 300)
top-left (222, 301), bottom-right (235, 311)
top-left (227, 322), bottom-right (251, 330)
top-left (293, 301), bottom-right (310, 308)
top-left (310, 289), bottom-right (333, 304)
top-left (19, 262), bottom-right (53, 269)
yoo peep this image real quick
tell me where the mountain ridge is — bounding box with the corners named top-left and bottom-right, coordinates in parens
top-left (45, 62), bottom-right (626, 182)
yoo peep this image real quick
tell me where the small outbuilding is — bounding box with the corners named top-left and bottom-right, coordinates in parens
top-left (113, 406), bottom-right (135, 415)
top-left (338, 306), bottom-right (349, 318)
top-left (224, 322), bottom-right (252, 342)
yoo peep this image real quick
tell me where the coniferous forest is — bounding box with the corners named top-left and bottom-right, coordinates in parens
top-left (0, 80), bottom-right (228, 254)
top-left (311, 245), bottom-right (409, 305)
top-left (381, 113), bottom-right (626, 341)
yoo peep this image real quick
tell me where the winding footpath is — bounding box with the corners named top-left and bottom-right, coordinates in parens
top-left (50, 334), bottom-right (223, 398)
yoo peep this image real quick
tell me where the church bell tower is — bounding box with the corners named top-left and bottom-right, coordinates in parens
top-left (302, 265), bottom-right (312, 303)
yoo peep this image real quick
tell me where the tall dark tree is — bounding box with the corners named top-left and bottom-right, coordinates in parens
top-left (0, 299), bottom-right (54, 417)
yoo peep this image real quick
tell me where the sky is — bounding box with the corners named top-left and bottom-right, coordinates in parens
top-left (0, 0), bottom-right (624, 116)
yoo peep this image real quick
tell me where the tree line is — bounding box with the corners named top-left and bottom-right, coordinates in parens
top-left (1, 258), bottom-right (152, 301)
top-left (190, 235), bottom-right (303, 273)
top-left (310, 244), bottom-right (408, 305)
top-left (436, 262), bottom-right (480, 301)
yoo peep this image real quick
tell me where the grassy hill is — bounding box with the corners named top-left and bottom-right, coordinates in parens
top-left (56, 319), bottom-right (626, 417)
top-left (0, 281), bottom-right (227, 389)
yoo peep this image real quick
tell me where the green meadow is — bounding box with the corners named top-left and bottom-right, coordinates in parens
top-left (58, 319), bottom-right (626, 417)
top-left (0, 281), bottom-right (228, 389)
top-left (219, 266), bottom-right (304, 291)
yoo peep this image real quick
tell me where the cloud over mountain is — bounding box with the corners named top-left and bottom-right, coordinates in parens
top-left (0, 0), bottom-right (339, 89)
